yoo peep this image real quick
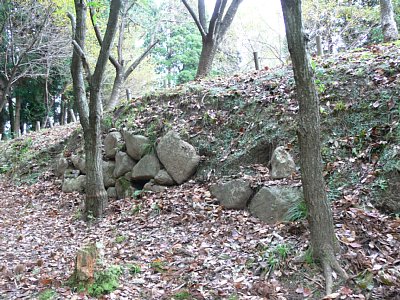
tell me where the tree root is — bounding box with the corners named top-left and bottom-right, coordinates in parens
top-left (322, 257), bottom-right (349, 295)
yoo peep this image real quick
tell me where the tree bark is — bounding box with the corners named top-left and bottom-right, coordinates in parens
top-left (70, 0), bottom-right (121, 218)
top-left (14, 94), bottom-right (21, 137)
top-left (380, 0), bottom-right (399, 42)
top-left (8, 97), bottom-right (14, 137)
top-left (197, 38), bottom-right (218, 77)
top-left (182, 0), bottom-right (243, 78)
top-left (281, 0), bottom-right (348, 295)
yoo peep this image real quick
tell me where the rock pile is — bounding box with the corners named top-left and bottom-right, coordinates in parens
top-left (56, 130), bottom-right (200, 199)
top-left (210, 147), bottom-right (301, 224)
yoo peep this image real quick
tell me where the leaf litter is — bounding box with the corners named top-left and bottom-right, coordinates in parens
top-left (1, 44), bottom-right (400, 299)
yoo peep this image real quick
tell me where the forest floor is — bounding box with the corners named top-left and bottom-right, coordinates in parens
top-left (0, 165), bottom-right (399, 300)
top-left (1, 43), bottom-right (400, 299)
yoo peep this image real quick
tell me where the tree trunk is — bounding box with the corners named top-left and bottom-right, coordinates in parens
top-left (14, 94), bottom-right (21, 137)
top-left (281, 0), bottom-right (348, 295)
top-left (106, 69), bottom-right (124, 111)
top-left (8, 97), bottom-right (14, 137)
top-left (380, 0), bottom-right (399, 42)
top-left (60, 95), bottom-right (66, 125)
top-left (0, 109), bottom-right (6, 140)
top-left (0, 81), bottom-right (11, 114)
top-left (70, 0), bottom-right (121, 219)
top-left (197, 38), bottom-right (217, 77)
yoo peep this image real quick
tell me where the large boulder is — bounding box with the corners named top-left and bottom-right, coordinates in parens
top-left (131, 154), bottom-right (161, 181)
top-left (270, 146), bottom-right (296, 179)
top-left (115, 177), bottom-right (135, 199)
top-left (375, 170), bottom-right (400, 214)
top-left (249, 186), bottom-right (303, 223)
top-left (102, 160), bottom-right (116, 188)
top-left (104, 130), bottom-right (122, 159)
top-left (71, 154), bottom-right (86, 174)
top-left (62, 175), bottom-right (86, 193)
top-left (56, 157), bottom-right (69, 177)
top-left (156, 131), bottom-right (200, 184)
top-left (123, 132), bottom-right (150, 160)
top-left (113, 151), bottom-right (136, 178)
top-left (154, 169), bottom-right (175, 186)
top-left (210, 180), bottom-right (253, 209)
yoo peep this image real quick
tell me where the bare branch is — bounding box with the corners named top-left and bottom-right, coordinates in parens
top-left (218, 0), bottom-right (243, 42)
top-left (181, 0), bottom-right (207, 38)
top-left (72, 40), bottom-right (92, 78)
top-left (124, 39), bottom-right (159, 80)
top-left (209, 0), bottom-right (224, 38)
top-left (89, 6), bottom-right (119, 69)
top-left (198, 0), bottom-right (207, 33)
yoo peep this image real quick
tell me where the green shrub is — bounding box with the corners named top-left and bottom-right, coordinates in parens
top-left (285, 200), bottom-right (308, 221)
top-left (38, 289), bottom-right (57, 300)
top-left (87, 265), bottom-right (122, 297)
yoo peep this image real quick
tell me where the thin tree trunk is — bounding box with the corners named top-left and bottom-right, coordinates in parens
top-left (14, 94), bottom-right (21, 137)
top-left (106, 69), bottom-right (124, 111)
top-left (0, 110), bottom-right (5, 140)
top-left (281, 0), bottom-right (348, 294)
top-left (197, 38), bottom-right (217, 77)
top-left (380, 0), bottom-right (399, 42)
top-left (42, 77), bottom-right (49, 128)
top-left (8, 97), bottom-right (14, 137)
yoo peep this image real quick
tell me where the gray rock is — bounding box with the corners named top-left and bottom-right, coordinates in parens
top-left (115, 177), bottom-right (135, 199)
top-left (63, 168), bottom-right (80, 179)
top-left (62, 175), bottom-right (86, 193)
top-left (104, 131), bottom-right (122, 159)
top-left (131, 154), bottom-right (161, 181)
top-left (210, 179), bottom-right (253, 209)
top-left (123, 132), bottom-right (150, 160)
top-left (107, 187), bottom-right (117, 199)
top-left (143, 180), bottom-right (168, 193)
top-left (154, 169), bottom-right (175, 186)
top-left (71, 154), bottom-right (86, 174)
top-left (156, 131), bottom-right (200, 184)
top-left (102, 160), bottom-right (116, 188)
top-left (249, 186), bottom-right (303, 223)
top-left (56, 157), bottom-right (69, 177)
top-left (271, 146), bottom-right (296, 179)
top-left (114, 151), bottom-right (136, 178)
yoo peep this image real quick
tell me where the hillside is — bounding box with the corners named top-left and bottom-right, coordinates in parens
top-left (0, 43), bottom-right (399, 299)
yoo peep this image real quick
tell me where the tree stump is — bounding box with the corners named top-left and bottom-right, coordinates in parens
top-left (72, 244), bottom-right (99, 283)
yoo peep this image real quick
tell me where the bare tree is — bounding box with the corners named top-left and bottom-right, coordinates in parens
top-left (69, 0), bottom-right (121, 218)
top-left (182, 0), bottom-right (243, 77)
top-left (380, 0), bottom-right (399, 42)
top-left (89, 0), bottom-right (158, 111)
top-left (0, 1), bottom-right (69, 113)
top-left (280, 0), bottom-right (348, 295)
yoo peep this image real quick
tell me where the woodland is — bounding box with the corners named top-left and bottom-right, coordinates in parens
top-left (0, 0), bottom-right (399, 299)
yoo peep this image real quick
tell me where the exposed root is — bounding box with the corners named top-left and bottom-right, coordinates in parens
top-left (322, 260), bottom-right (333, 295)
top-left (321, 256), bottom-right (349, 295)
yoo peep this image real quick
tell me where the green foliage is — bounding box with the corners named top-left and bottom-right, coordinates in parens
top-left (334, 100), bottom-right (346, 112)
top-left (37, 289), bottom-right (58, 300)
top-left (151, 20), bottom-right (202, 85)
top-left (150, 259), bottom-right (166, 273)
top-left (285, 200), bottom-right (308, 221)
top-left (115, 235), bottom-right (127, 243)
top-left (87, 265), bottom-right (122, 297)
top-left (126, 263), bottom-right (141, 275)
top-left (303, 248), bottom-right (315, 265)
top-left (355, 269), bottom-right (374, 291)
top-left (256, 243), bottom-right (292, 276)
top-left (130, 202), bottom-right (142, 214)
top-left (172, 290), bottom-right (192, 300)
